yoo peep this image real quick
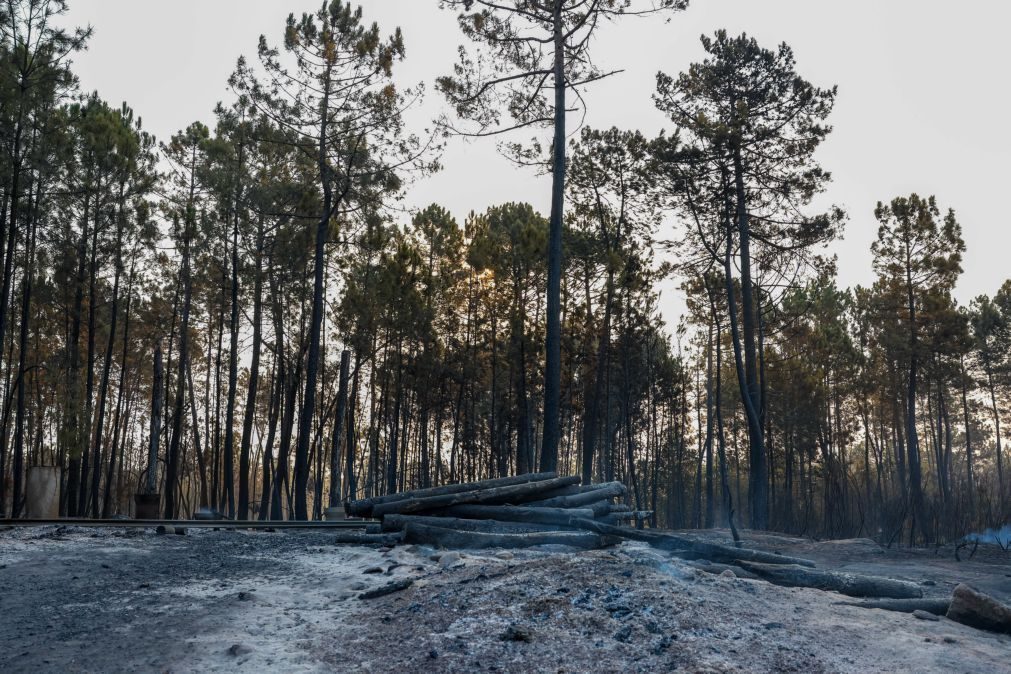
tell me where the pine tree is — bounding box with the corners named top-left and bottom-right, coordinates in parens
top-left (656, 31), bottom-right (840, 528)
top-left (871, 194), bottom-right (964, 542)
top-left (439, 0), bottom-right (688, 472)
top-left (235, 1), bottom-right (424, 519)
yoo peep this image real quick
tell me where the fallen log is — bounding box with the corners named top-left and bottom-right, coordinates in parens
top-left (381, 514), bottom-right (569, 534)
top-left (946, 583), bottom-right (1011, 634)
top-left (347, 472), bottom-right (559, 517)
top-left (568, 518), bottom-right (817, 568)
top-left (403, 521), bottom-right (613, 550)
top-left (333, 531), bottom-right (404, 546)
top-left (737, 561), bottom-right (923, 599)
top-left (686, 560), bottom-right (760, 580)
top-left (371, 476), bottom-right (582, 518)
top-left (525, 481), bottom-right (625, 508)
top-left (836, 597), bottom-right (951, 615)
top-left (359, 578), bottom-right (414, 600)
top-left (441, 504), bottom-right (595, 526)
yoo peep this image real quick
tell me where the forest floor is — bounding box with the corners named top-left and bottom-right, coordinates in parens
top-left (1, 525), bottom-right (1009, 673)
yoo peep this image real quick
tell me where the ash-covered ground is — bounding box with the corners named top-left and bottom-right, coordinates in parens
top-left (1, 526), bottom-right (1009, 673)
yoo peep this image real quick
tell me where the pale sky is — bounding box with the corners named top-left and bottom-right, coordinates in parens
top-left (64, 0), bottom-right (1011, 326)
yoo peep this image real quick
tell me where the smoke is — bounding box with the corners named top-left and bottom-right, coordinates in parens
top-left (965, 524), bottom-right (1011, 550)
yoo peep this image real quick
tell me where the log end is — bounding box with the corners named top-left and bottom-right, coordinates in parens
top-left (946, 583), bottom-right (1011, 634)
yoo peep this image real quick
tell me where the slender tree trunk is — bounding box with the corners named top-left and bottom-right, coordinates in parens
top-left (64, 190), bottom-right (91, 517)
top-left (540, 1), bottom-right (566, 473)
top-left (703, 314), bottom-right (715, 527)
top-left (82, 196), bottom-right (102, 516)
top-left (959, 355), bottom-right (975, 510)
top-left (146, 343), bottom-right (163, 495)
top-left (185, 360), bottom-right (209, 509)
top-left (10, 187), bottom-right (38, 517)
top-left (582, 273), bottom-right (613, 485)
top-left (257, 357), bottom-right (281, 520)
top-left (103, 261), bottom-right (134, 518)
top-left (345, 355), bottom-right (360, 501)
top-left (904, 246), bottom-right (928, 543)
top-left (165, 154), bottom-right (198, 518)
top-left (731, 146), bottom-right (767, 530)
top-left (237, 216), bottom-right (266, 519)
top-left (985, 365), bottom-right (1005, 499)
top-left (91, 192), bottom-right (127, 517)
top-left (386, 343), bottom-right (403, 495)
top-left (328, 350), bottom-right (351, 507)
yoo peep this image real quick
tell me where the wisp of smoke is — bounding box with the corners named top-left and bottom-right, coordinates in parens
top-left (965, 524), bottom-right (1011, 549)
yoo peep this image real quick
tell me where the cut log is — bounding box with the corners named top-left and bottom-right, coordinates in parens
top-left (403, 521), bottom-right (613, 550)
top-left (737, 561), bottom-right (923, 599)
top-left (599, 509), bottom-right (652, 521)
top-left (371, 476), bottom-right (582, 518)
top-left (568, 518), bottom-right (817, 568)
top-left (836, 597), bottom-right (951, 615)
top-left (347, 472), bottom-right (559, 517)
top-left (381, 514), bottom-right (569, 534)
top-left (442, 504), bottom-right (594, 526)
top-left (946, 583), bottom-right (1011, 634)
top-left (518, 483), bottom-right (583, 501)
top-left (333, 531), bottom-right (404, 546)
top-left (520, 482), bottom-right (623, 503)
top-left (525, 481), bottom-right (625, 508)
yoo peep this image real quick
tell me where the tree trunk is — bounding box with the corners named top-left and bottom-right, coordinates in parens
top-left (959, 355), bottom-right (975, 509)
top-left (348, 471), bottom-right (560, 517)
top-left (904, 245), bottom-right (927, 543)
top-left (328, 350), bottom-right (351, 508)
top-left (165, 165), bottom-right (197, 518)
top-left (145, 342), bottom-right (163, 495)
top-left (237, 216), bottom-right (266, 519)
top-left (403, 522), bottom-right (608, 551)
top-left (738, 561), bottom-right (923, 599)
top-left (369, 475), bottom-right (580, 517)
top-left (258, 356), bottom-right (281, 520)
top-left (103, 261), bottom-right (134, 517)
top-left (91, 192), bottom-right (126, 518)
top-left (731, 146), bottom-right (767, 530)
top-left (10, 186), bottom-right (38, 517)
top-left (82, 197), bottom-right (101, 516)
top-left (540, 1), bottom-right (566, 473)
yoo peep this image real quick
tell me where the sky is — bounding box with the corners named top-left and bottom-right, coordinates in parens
top-left (62, 0), bottom-right (1011, 326)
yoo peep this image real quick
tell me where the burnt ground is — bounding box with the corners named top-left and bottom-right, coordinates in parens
top-left (0, 526), bottom-right (1009, 673)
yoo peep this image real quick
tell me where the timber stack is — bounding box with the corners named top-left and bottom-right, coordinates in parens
top-left (341, 471), bottom-right (1011, 636)
top-left (345, 471), bottom-right (647, 550)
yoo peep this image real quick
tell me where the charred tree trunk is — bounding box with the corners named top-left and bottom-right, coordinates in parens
top-left (328, 350), bottom-right (351, 508)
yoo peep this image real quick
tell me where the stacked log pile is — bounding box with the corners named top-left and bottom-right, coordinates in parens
top-left (347, 472), bottom-right (637, 550)
top-left (343, 471), bottom-right (1011, 635)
